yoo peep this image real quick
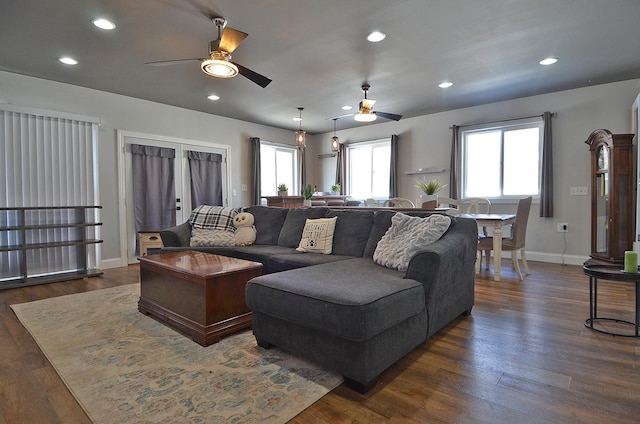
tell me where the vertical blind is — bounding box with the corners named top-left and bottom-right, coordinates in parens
top-left (0, 106), bottom-right (99, 279)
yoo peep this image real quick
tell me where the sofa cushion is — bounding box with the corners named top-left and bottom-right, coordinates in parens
top-left (245, 206), bottom-right (289, 245)
top-left (296, 217), bottom-right (337, 254)
top-left (246, 258), bottom-right (425, 342)
top-left (363, 210), bottom-right (397, 258)
top-left (268, 252), bottom-right (354, 273)
top-left (326, 210), bottom-right (374, 257)
top-left (189, 205), bottom-right (240, 231)
top-left (373, 213), bottom-right (451, 271)
top-left (277, 207), bottom-right (328, 248)
top-left (189, 228), bottom-right (235, 247)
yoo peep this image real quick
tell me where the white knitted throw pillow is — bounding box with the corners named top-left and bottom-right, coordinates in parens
top-left (374, 213), bottom-right (451, 271)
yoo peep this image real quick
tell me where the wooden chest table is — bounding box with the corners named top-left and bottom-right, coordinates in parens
top-left (138, 251), bottom-right (263, 346)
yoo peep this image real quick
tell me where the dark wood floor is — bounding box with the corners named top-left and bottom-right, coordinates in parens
top-left (2, 261), bottom-right (640, 423)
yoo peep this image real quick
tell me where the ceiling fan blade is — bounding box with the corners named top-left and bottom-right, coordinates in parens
top-left (375, 111), bottom-right (403, 121)
top-left (234, 62), bottom-right (272, 88)
top-left (219, 27), bottom-right (248, 53)
top-left (326, 113), bottom-right (355, 120)
top-left (145, 58), bottom-right (203, 66)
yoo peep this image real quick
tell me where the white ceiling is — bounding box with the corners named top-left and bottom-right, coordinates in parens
top-left (2, 0), bottom-right (640, 134)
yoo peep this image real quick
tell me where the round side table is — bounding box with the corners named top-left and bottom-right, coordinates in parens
top-left (582, 264), bottom-right (640, 337)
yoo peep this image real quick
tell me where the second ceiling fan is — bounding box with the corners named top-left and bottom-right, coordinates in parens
top-left (352, 83), bottom-right (402, 122)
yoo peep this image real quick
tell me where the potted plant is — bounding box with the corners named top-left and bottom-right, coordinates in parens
top-left (277, 183), bottom-right (288, 196)
top-left (302, 184), bottom-right (314, 207)
top-left (415, 178), bottom-right (447, 205)
top-left (331, 183), bottom-right (341, 195)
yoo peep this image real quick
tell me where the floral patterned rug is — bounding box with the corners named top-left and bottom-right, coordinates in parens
top-left (11, 284), bottom-right (342, 423)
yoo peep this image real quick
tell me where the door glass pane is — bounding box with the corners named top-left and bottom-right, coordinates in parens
top-left (595, 173), bottom-right (608, 254)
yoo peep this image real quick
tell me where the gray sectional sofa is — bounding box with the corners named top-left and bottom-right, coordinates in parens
top-left (160, 205), bottom-right (478, 392)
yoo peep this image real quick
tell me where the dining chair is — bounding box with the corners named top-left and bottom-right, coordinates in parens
top-left (477, 196), bottom-right (532, 280)
top-left (384, 197), bottom-right (415, 208)
top-left (364, 198), bottom-right (380, 207)
top-left (462, 197), bottom-right (492, 236)
top-left (461, 197), bottom-right (491, 214)
top-left (438, 196), bottom-right (462, 215)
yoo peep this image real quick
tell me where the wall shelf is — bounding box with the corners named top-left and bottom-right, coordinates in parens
top-left (404, 169), bottom-right (446, 175)
top-left (0, 206), bottom-right (103, 289)
top-left (318, 153), bottom-right (337, 159)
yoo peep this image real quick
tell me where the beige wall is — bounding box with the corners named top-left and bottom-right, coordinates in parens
top-left (0, 70), bottom-right (302, 267)
top-left (309, 79), bottom-right (640, 264)
top-left (2, 69), bottom-right (639, 266)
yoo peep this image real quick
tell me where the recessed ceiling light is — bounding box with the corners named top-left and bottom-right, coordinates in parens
top-left (366, 31), bottom-right (386, 42)
top-left (207, 94), bottom-right (220, 101)
top-left (438, 81), bottom-right (454, 88)
top-left (92, 18), bottom-right (116, 30)
top-left (341, 105), bottom-right (353, 110)
top-left (59, 57), bottom-right (78, 65)
top-left (539, 57), bottom-right (558, 66)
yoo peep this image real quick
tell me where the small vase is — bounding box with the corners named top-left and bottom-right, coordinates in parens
top-left (419, 194), bottom-right (438, 208)
top-left (303, 199), bottom-right (312, 207)
top-left (278, 190), bottom-right (288, 197)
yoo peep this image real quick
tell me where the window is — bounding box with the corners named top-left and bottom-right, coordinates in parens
top-left (347, 139), bottom-right (390, 199)
top-left (260, 143), bottom-right (298, 196)
top-left (462, 119), bottom-right (543, 199)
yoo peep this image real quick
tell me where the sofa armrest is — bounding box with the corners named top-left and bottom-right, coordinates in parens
top-left (159, 221), bottom-right (192, 247)
top-left (405, 218), bottom-right (478, 337)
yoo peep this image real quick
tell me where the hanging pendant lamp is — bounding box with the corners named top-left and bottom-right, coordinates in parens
top-left (331, 118), bottom-right (340, 152)
top-left (295, 107), bottom-right (306, 147)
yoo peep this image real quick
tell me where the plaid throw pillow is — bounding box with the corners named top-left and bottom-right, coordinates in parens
top-left (189, 205), bottom-right (241, 232)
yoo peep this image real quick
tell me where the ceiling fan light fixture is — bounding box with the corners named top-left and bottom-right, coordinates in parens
top-left (354, 112), bottom-right (377, 122)
top-left (201, 52), bottom-right (238, 78)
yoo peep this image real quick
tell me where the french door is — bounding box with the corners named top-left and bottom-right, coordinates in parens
top-left (118, 131), bottom-right (229, 264)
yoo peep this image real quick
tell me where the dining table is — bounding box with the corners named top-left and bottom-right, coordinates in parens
top-left (461, 213), bottom-right (516, 282)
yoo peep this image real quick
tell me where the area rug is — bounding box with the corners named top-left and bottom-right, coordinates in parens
top-left (11, 284), bottom-right (342, 423)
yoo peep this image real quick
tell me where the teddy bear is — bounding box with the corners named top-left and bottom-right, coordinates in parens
top-left (233, 212), bottom-right (256, 246)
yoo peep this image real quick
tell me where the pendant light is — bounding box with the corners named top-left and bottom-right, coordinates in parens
top-left (295, 107), bottom-right (306, 147)
top-left (330, 118), bottom-right (340, 152)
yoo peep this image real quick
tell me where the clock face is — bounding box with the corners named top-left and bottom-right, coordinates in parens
top-left (597, 146), bottom-right (608, 171)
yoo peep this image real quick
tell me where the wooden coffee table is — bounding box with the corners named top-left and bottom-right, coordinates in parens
top-left (138, 251), bottom-right (263, 346)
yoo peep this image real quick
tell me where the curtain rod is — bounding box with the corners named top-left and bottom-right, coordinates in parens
top-left (449, 112), bottom-right (556, 130)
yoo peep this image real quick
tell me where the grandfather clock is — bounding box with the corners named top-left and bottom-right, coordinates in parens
top-left (585, 129), bottom-right (635, 264)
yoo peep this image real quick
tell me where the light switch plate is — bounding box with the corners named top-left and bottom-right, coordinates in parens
top-left (570, 187), bottom-right (588, 195)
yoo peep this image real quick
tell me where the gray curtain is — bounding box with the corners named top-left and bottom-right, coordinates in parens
top-left (389, 134), bottom-right (399, 197)
top-left (298, 146), bottom-right (307, 194)
top-left (449, 125), bottom-right (461, 199)
top-left (540, 111), bottom-right (554, 217)
top-left (188, 151), bottom-right (222, 208)
top-left (250, 137), bottom-right (261, 205)
top-left (131, 144), bottom-right (176, 234)
top-left (335, 143), bottom-right (346, 194)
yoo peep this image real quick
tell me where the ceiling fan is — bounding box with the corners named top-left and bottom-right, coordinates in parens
top-left (352, 83), bottom-right (402, 122)
top-left (145, 17), bottom-right (272, 88)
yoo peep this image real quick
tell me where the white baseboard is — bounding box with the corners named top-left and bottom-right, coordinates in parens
top-left (99, 257), bottom-right (128, 270)
top-left (488, 251), bottom-right (589, 266)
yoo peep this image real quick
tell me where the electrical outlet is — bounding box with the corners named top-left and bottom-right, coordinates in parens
top-left (557, 223), bottom-right (568, 232)
top-left (570, 187), bottom-right (589, 195)
top-left (241, 184), bottom-right (247, 192)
